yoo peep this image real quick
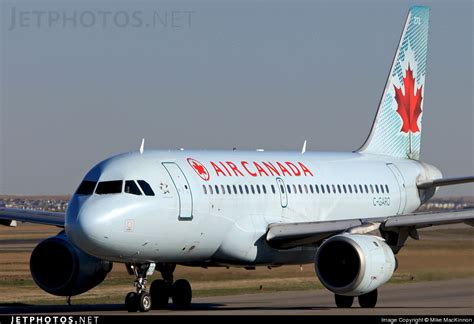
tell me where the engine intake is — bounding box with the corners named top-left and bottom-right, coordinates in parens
top-left (315, 234), bottom-right (395, 296)
top-left (30, 231), bottom-right (112, 296)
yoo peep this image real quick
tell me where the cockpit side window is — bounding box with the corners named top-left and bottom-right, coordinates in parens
top-left (96, 180), bottom-right (123, 195)
top-left (125, 180), bottom-right (142, 195)
top-left (76, 180), bottom-right (97, 195)
top-left (137, 180), bottom-right (155, 196)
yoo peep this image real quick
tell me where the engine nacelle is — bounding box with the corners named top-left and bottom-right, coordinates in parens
top-left (315, 234), bottom-right (395, 296)
top-left (30, 231), bottom-right (112, 296)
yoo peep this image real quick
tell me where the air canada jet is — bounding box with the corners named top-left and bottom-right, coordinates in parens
top-left (1, 6), bottom-right (473, 312)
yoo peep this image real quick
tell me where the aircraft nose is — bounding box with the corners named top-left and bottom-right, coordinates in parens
top-left (65, 198), bottom-right (112, 257)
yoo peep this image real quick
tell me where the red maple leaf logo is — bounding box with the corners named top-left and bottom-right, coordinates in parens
top-left (393, 64), bottom-right (423, 133)
top-left (187, 158), bottom-right (210, 181)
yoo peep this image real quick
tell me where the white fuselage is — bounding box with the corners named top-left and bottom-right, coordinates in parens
top-left (65, 150), bottom-right (440, 267)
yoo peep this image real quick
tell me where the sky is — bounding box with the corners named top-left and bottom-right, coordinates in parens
top-left (0, 0), bottom-right (472, 196)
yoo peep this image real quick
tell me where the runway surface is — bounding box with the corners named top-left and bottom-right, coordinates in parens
top-left (1, 278), bottom-right (473, 315)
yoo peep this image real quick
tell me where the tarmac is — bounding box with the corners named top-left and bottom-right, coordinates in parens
top-left (1, 278), bottom-right (473, 315)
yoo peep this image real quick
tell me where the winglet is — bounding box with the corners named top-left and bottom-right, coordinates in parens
top-left (301, 140), bottom-right (307, 154)
top-left (140, 138), bottom-right (145, 155)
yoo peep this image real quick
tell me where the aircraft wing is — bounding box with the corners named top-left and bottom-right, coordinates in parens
top-left (0, 207), bottom-right (65, 227)
top-left (266, 209), bottom-right (474, 249)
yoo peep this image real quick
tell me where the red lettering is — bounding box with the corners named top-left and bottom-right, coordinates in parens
top-left (262, 162), bottom-right (280, 176)
top-left (253, 162), bottom-right (269, 176)
top-left (226, 161), bottom-right (245, 177)
top-left (285, 162), bottom-right (301, 176)
top-left (210, 161), bottom-right (226, 176)
top-left (219, 161), bottom-right (232, 176)
top-left (276, 162), bottom-right (292, 176)
top-left (241, 161), bottom-right (257, 177)
top-left (298, 162), bottom-right (314, 176)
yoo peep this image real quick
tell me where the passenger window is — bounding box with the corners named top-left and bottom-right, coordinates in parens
top-left (271, 185), bottom-right (276, 194)
top-left (239, 185), bottom-right (243, 194)
top-left (299, 184), bottom-right (303, 194)
top-left (364, 184), bottom-right (368, 193)
top-left (250, 185), bottom-right (255, 194)
top-left (244, 185), bottom-right (249, 194)
top-left (293, 184), bottom-right (297, 193)
top-left (380, 184), bottom-right (384, 194)
top-left (227, 185), bottom-right (232, 195)
top-left (280, 184), bottom-right (285, 193)
top-left (353, 184), bottom-right (358, 194)
top-left (76, 180), bottom-right (97, 195)
top-left (315, 184), bottom-right (320, 194)
top-left (256, 185), bottom-right (261, 194)
top-left (96, 180), bottom-right (123, 195)
top-left (262, 185), bottom-right (267, 194)
top-left (233, 185), bottom-right (238, 194)
top-left (309, 185), bottom-right (313, 194)
top-left (215, 185), bottom-right (219, 194)
top-left (209, 185), bottom-right (213, 195)
top-left (348, 185), bottom-right (352, 194)
top-left (125, 180), bottom-right (142, 195)
top-left (385, 184), bottom-right (390, 193)
top-left (375, 185), bottom-right (379, 194)
top-left (287, 184), bottom-right (292, 194)
top-left (137, 180), bottom-right (155, 196)
top-left (203, 185), bottom-right (207, 195)
top-left (221, 185), bottom-right (225, 195)
top-left (359, 184), bottom-right (364, 194)
top-left (326, 184), bottom-right (331, 194)
top-left (370, 184), bottom-right (374, 194)
top-left (337, 184), bottom-right (341, 194)
top-left (342, 184), bottom-right (347, 194)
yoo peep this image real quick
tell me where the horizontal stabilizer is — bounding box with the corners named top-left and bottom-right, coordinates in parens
top-left (417, 176), bottom-right (474, 189)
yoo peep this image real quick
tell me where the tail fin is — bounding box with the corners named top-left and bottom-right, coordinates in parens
top-left (358, 6), bottom-right (430, 160)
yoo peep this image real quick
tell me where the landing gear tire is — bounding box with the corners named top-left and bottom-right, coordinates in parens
top-left (150, 279), bottom-right (171, 309)
top-left (125, 292), bottom-right (138, 312)
top-left (138, 292), bottom-right (152, 312)
top-left (172, 279), bottom-right (192, 309)
top-left (358, 289), bottom-right (378, 308)
top-left (335, 294), bottom-right (354, 308)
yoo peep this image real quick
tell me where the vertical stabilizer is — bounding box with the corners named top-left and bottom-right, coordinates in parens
top-left (358, 6), bottom-right (430, 160)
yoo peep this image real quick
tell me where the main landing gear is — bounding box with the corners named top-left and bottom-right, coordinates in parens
top-left (334, 289), bottom-right (378, 308)
top-left (125, 263), bottom-right (192, 312)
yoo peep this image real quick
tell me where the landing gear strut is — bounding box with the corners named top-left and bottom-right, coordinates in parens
top-left (149, 264), bottom-right (192, 310)
top-left (125, 263), bottom-right (153, 312)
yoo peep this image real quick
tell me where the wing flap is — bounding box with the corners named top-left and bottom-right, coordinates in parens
top-left (382, 209), bottom-right (474, 228)
top-left (0, 207), bottom-right (65, 227)
top-left (267, 219), bottom-right (363, 249)
top-left (266, 209), bottom-right (474, 249)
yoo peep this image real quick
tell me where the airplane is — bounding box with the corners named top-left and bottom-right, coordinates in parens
top-left (1, 5), bottom-right (473, 312)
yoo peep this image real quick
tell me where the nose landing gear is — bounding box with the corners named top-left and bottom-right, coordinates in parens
top-left (125, 263), bottom-right (153, 312)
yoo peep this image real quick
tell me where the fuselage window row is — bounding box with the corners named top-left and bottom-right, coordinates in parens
top-left (202, 183), bottom-right (390, 196)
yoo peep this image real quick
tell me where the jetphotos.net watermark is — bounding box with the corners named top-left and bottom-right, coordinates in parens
top-left (6, 6), bottom-right (195, 31)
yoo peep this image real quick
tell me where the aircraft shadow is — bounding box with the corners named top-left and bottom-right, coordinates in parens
top-left (0, 302), bottom-right (467, 314)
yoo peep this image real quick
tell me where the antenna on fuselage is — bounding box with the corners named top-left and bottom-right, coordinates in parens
top-left (301, 140), bottom-right (307, 154)
top-left (140, 138), bottom-right (145, 154)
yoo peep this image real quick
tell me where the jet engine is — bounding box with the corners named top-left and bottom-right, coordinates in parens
top-left (30, 231), bottom-right (112, 296)
top-left (315, 234), bottom-right (395, 296)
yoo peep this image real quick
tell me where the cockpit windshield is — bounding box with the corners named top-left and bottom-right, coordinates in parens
top-left (125, 180), bottom-right (142, 195)
top-left (95, 180), bottom-right (123, 195)
top-left (76, 180), bottom-right (97, 195)
top-left (87, 179), bottom-right (155, 196)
